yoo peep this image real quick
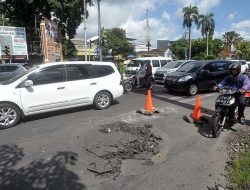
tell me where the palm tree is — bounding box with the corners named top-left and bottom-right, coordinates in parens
top-left (198, 13), bottom-right (215, 56)
top-left (182, 5), bottom-right (199, 59)
top-left (222, 31), bottom-right (242, 46)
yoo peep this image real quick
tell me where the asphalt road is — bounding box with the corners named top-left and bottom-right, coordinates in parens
top-left (0, 85), bottom-right (249, 190)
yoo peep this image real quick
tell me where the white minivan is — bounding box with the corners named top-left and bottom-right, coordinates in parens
top-left (125, 57), bottom-right (172, 77)
top-left (0, 61), bottom-right (123, 129)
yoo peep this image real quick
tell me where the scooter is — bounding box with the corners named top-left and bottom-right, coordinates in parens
top-left (212, 86), bottom-right (240, 138)
top-left (123, 74), bottom-right (154, 92)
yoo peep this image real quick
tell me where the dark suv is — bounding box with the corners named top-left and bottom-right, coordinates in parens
top-left (0, 63), bottom-right (27, 82)
top-left (164, 60), bottom-right (232, 95)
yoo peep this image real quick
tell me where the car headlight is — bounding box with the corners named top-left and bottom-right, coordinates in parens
top-left (178, 76), bottom-right (192, 82)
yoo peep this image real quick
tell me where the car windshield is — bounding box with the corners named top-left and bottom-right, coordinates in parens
top-left (127, 60), bottom-right (149, 67)
top-left (163, 61), bottom-right (184, 69)
top-left (178, 61), bottom-right (203, 73)
top-left (0, 65), bottom-right (39, 85)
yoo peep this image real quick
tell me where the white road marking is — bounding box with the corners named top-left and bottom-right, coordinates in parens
top-left (179, 93), bottom-right (217, 103)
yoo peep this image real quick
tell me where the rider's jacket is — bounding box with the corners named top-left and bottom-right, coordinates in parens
top-left (218, 74), bottom-right (250, 91)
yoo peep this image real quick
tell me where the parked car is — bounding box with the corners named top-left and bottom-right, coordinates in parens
top-left (125, 57), bottom-right (172, 77)
top-left (0, 61), bottom-right (123, 129)
top-left (164, 60), bottom-right (232, 95)
top-left (154, 60), bottom-right (195, 84)
top-left (227, 59), bottom-right (249, 73)
top-left (0, 63), bottom-right (27, 82)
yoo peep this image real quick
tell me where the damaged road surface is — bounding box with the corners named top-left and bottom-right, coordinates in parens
top-left (85, 122), bottom-right (162, 178)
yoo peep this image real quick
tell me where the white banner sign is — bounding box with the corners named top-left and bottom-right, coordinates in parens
top-left (0, 26), bottom-right (28, 58)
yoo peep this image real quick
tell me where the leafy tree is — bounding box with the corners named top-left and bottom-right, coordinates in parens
top-left (198, 13), bottom-right (215, 56)
top-left (222, 31), bottom-right (243, 46)
top-left (236, 41), bottom-right (250, 59)
top-left (103, 28), bottom-right (134, 58)
top-left (171, 37), bottom-right (223, 60)
top-left (62, 39), bottom-right (77, 58)
top-left (0, 0), bottom-right (93, 39)
top-left (182, 4), bottom-right (199, 59)
top-left (170, 38), bottom-right (187, 60)
top-left (209, 38), bottom-right (223, 57)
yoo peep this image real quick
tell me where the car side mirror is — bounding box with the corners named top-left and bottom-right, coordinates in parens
top-left (24, 80), bottom-right (33, 87)
top-left (203, 70), bottom-right (210, 76)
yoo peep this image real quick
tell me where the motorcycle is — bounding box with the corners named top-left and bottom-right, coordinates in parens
top-left (212, 86), bottom-right (240, 138)
top-left (123, 74), bottom-right (155, 92)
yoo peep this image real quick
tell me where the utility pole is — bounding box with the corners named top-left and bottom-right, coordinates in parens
top-left (97, 0), bottom-right (102, 61)
top-left (145, 9), bottom-right (151, 56)
top-left (2, 14), bottom-right (4, 26)
top-left (83, 0), bottom-right (87, 61)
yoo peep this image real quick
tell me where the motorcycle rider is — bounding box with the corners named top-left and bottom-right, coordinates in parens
top-left (214, 62), bottom-right (250, 125)
top-left (136, 61), bottom-right (153, 87)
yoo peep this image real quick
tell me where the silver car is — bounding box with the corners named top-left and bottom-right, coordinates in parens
top-left (154, 60), bottom-right (195, 84)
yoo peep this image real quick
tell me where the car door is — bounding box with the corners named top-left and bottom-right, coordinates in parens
top-left (20, 65), bottom-right (68, 114)
top-left (197, 63), bottom-right (215, 91)
top-left (66, 64), bottom-right (97, 105)
top-left (213, 61), bottom-right (230, 83)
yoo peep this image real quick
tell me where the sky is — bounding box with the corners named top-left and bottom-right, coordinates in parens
top-left (76, 0), bottom-right (250, 48)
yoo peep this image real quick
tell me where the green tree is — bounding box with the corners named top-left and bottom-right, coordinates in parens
top-left (103, 28), bottom-right (134, 58)
top-left (182, 4), bottom-right (199, 59)
top-left (170, 38), bottom-right (187, 60)
top-left (0, 0), bottom-right (93, 39)
top-left (62, 39), bottom-right (77, 58)
top-left (222, 31), bottom-right (243, 46)
top-left (236, 41), bottom-right (250, 59)
top-left (198, 13), bottom-right (215, 56)
top-left (209, 38), bottom-right (223, 57)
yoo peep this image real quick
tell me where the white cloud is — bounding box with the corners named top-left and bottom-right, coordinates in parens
top-left (76, 0), bottom-right (222, 48)
top-left (175, 0), bottom-right (221, 17)
top-left (76, 0), bottom-right (177, 48)
top-left (230, 20), bottom-right (250, 40)
top-left (231, 20), bottom-right (250, 30)
top-left (162, 11), bottom-right (171, 21)
top-left (197, 0), bottom-right (221, 14)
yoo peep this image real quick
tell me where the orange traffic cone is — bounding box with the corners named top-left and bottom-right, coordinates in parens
top-left (192, 95), bottom-right (201, 121)
top-left (145, 89), bottom-right (153, 112)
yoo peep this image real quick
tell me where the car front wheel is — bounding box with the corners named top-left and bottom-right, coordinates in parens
top-left (0, 103), bottom-right (21, 129)
top-left (187, 84), bottom-right (198, 96)
top-left (94, 91), bottom-right (112, 110)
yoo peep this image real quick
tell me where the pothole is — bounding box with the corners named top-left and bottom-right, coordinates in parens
top-left (84, 121), bottom-right (162, 178)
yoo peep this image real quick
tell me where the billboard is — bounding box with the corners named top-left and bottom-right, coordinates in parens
top-left (0, 26), bottom-right (28, 60)
top-left (40, 18), bottom-right (62, 62)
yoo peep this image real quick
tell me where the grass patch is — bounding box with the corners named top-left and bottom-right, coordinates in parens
top-left (229, 151), bottom-right (250, 190)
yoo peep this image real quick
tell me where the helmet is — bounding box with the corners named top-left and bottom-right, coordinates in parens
top-left (229, 62), bottom-right (241, 77)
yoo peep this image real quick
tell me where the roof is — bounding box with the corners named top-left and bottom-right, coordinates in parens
top-left (38, 61), bottom-right (116, 69)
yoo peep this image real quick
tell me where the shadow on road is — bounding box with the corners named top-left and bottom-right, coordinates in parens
top-left (0, 144), bottom-right (86, 190)
top-left (23, 100), bottom-right (120, 123)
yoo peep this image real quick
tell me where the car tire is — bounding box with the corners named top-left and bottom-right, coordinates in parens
top-left (187, 84), bottom-right (198, 96)
top-left (93, 91), bottom-right (112, 110)
top-left (0, 103), bottom-right (21, 129)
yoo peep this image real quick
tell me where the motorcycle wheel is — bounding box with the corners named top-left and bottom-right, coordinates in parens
top-left (212, 115), bottom-right (224, 138)
top-left (124, 82), bottom-right (133, 92)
